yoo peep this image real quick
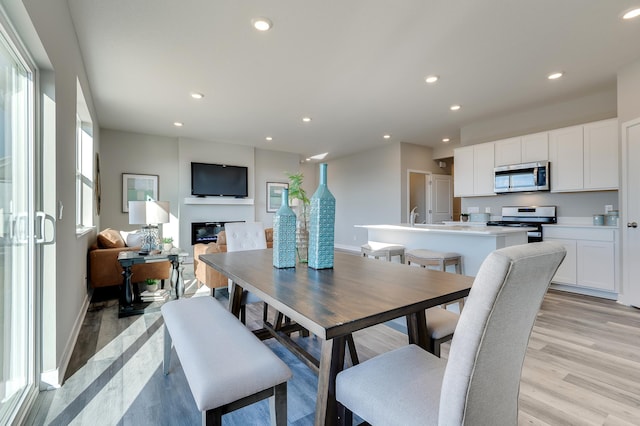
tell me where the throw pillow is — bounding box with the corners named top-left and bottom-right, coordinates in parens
top-left (97, 228), bottom-right (125, 248)
top-left (121, 230), bottom-right (144, 248)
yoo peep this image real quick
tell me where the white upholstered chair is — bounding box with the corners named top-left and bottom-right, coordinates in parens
top-left (336, 242), bottom-right (566, 425)
top-left (224, 222), bottom-right (268, 324)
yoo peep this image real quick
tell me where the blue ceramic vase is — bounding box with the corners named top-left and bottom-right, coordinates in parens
top-left (308, 163), bottom-right (335, 269)
top-left (273, 188), bottom-right (297, 268)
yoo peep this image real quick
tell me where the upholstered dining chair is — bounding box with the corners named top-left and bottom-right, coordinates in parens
top-left (224, 222), bottom-right (268, 324)
top-left (336, 241), bottom-right (566, 426)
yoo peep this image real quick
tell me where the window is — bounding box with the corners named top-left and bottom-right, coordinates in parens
top-left (75, 82), bottom-right (93, 230)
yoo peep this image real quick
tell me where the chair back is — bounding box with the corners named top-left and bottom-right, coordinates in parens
top-left (439, 242), bottom-right (566, 425)
top-left (224, 222), bottom-right (267, 252)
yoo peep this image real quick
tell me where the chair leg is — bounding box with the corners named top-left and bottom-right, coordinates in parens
top-left (346, 334), bottom-right (359, 366)
top-left (203, 408), bottom-right (222, 426)
top-left (163, 325), bottom-right (172, 375)
top-left (269, 382), bottom-right (287, 426)
top-left (240, 305), bottom-right (246, 324)
top-left (337, 402), bottom-right (352, 426)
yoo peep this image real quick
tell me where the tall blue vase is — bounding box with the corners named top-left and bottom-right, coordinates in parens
top-left (308, 163), bottom-right (335, 269)
top-left (273, 188), bottom-right (297, 268)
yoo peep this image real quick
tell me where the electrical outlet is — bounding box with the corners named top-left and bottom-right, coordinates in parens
top-left (605, 205), bottom-right (613, 214)
top-left (485, 207), bottom-right (491, 213)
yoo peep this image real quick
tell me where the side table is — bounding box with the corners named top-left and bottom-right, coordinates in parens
top-left (117, 249), bottom-right (187, 318)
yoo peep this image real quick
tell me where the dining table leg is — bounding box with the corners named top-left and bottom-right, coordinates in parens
top-left (406, 310), bottom-right (431, 351)
top-left (315, 335), bottom-right (347, 426)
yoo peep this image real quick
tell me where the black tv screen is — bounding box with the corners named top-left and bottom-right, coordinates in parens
top-left (191, 162), bottom-right (248, 197)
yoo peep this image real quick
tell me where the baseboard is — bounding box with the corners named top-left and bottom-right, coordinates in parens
top-left (334, 244), bottom-right (360, 254)
top-left (40, 292), bottom-right (91, 389)
top-left (550, 283), bottom-right (618, 300)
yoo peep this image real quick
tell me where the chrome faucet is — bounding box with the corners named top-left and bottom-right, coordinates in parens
top-left (410, 206), bottom-right (419, 226)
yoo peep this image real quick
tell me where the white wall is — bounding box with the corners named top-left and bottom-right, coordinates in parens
top-left (328, 143), bottom-right (401, 250)
top-left (254, 148), bottom-right (303, 228)
top-left (618, 58), bottom-right (640, 123)
top-left (99, 129), bottom-right (180, 237)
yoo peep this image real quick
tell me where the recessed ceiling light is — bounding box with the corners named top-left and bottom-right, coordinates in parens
top-left (425, 75), bottom-right (439, 84)
top-left (252, 18), bottom-right (272, 31)
top-left (442, 138), bottom-right (450, 142)
top-left (548, 72), bottom-right (563, 80)
top-left (265, 136), bottom-right (273, 141)
top-left (173, 122), bottom-right (183, 127)
top-left (623, 8), bottom-right (640, 20)
top-left (383, 134), bottom-right (391, 139)
top-left (302, 117), bottom-right (312, 122)
top-left (450, 104), bottom-right (461, 111)
top-left (190, 92), bottom-right (204, 99)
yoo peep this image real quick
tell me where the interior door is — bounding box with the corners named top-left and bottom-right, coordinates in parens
top-left (622, 118), bottom-right (640, 308)
top-left (430, 174), bottom-right (453, 224)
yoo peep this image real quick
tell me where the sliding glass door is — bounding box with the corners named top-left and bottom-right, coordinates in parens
top-left (0, 21), bottom-right (35, 424)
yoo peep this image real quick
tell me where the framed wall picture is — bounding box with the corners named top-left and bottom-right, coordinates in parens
top-left (122, 173), bottom-right (159, 212)
top-left (266, 182), bottom-right (288, 213)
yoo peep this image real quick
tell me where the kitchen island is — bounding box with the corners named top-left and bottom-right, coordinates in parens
top-left (356, 224), bottom-right (534, 276)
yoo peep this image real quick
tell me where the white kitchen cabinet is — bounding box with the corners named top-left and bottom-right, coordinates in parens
top-left (549, 119), bottom-right (618, 192)
top-left (549, 124), bottom-right (584, 191)
top-left (577, 240), bottom-right (615, 291)
top-left (494, 137), bottom-right (522, 166)
top-left (544, 225), bottom-right (617, 292)
top-left (545, 238), bottom-right (577, 285)
top-left (454, 143), bottom-right (495, 197)
top-left (494, 132), bottom-right (548, 167)
top-left (521, 132), bottom-right (549, 163)
top-left (583, 118), bottom-right (618, 190)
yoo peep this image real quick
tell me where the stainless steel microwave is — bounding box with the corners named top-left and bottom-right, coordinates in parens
top-left (494, 161), bottom-right (550, 193)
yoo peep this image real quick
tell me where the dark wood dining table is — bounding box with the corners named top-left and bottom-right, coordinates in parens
top-left (199, 249), bottom-right (473, 425)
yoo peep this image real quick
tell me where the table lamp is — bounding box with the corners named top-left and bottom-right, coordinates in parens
top-left (128, 200), bottom-right (170, 254)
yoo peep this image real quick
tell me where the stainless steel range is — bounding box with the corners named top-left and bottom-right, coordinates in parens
top-left (486, 206), bottom-right (557, 243)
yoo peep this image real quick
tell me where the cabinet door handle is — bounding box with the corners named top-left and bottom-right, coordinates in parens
top-left (628, 222), bottom-right (638, 228)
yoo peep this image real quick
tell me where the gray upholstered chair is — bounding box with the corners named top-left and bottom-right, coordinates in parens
top-left (224, 222), bottom-right (268, 324)
top-left (336, 242), bottom-right (566, 426)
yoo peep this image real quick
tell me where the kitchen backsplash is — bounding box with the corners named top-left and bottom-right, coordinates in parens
top-left (460, 190), bottom-right (618, 218)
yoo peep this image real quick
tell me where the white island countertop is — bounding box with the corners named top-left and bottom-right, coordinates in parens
top-left (356, 223), bottom-right (537, 235)
top-left (356, 223), bottom-right (535, 276)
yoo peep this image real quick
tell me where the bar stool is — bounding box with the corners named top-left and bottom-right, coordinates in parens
top-left (361, 242), bottom-right (405, 263)
top-left (406, 249), bottom-right (464, 311)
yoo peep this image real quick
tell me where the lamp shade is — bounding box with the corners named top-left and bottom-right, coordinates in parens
top-left (128, 201), bottom-right (170, 225)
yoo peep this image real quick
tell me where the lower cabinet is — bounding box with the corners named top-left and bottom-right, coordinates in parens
top-left (544, 226), bottom-right (617, 292)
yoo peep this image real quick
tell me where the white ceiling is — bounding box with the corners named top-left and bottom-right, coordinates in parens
top-left (67, 0), bottom-right (640, 160)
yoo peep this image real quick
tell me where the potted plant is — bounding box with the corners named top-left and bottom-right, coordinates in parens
top-left (460, 213), bottom-right (470, 222)
top-left (286, 171), bottom-right (310, 263)
top-left (162, 237), bottom-right (173, 252)
top-left (145, 278), bottom-right (159, 292)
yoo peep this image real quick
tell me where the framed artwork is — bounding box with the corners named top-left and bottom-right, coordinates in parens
top-left (122, 173), bottom-right (159, 212)
top-left (266, 182), bottom-right (288, 213)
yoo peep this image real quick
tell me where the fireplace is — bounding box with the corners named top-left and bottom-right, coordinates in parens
top-left (191, 221), bottom-right (244, 245)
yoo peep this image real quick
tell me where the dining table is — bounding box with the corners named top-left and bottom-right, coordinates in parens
top-left (199, 249), bottom-right (474, 425)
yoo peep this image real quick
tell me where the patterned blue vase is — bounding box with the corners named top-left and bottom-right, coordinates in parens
top-left (273, 188), bottom-right (297, 268)
top-left (308, 163), bottom-right (335, 269)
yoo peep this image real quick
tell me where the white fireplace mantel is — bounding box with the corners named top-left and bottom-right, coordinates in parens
top-left (183, 197), bottom-right (254, 205)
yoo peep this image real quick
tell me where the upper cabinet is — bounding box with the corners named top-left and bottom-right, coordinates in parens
top-left (454, 143), bottom-right (495, 197)
top-left (454, 118), bottom-right (618, 197)
top-left (549, 118), bottom-right (618, 192)
top-left (494, 132), bottom-right (548, 166)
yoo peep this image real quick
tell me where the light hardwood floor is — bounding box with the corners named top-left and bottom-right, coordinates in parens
top-left (25, 267), bottom-right (640, 425)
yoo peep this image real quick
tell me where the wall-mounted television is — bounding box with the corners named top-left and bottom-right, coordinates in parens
top-left (191, 162), bottom-right (248, 198)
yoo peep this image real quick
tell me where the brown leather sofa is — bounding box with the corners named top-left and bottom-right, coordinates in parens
top-left (193, 228), bottom-right (273, 290)
top-left (88, 228), bottom-right (171, 288)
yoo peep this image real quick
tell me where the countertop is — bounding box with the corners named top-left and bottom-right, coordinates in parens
top-left (355, 223), bottom-right (537, 236)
